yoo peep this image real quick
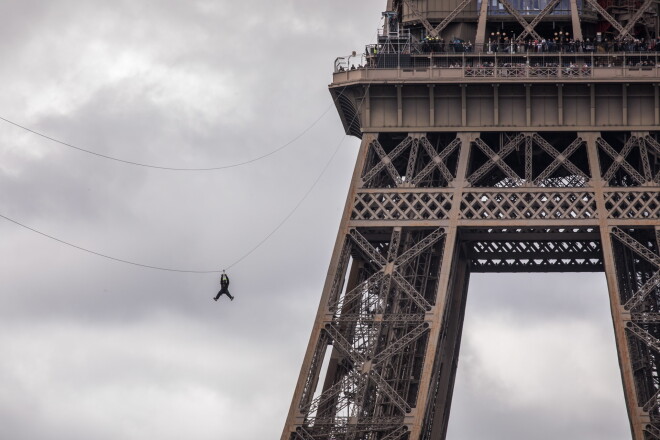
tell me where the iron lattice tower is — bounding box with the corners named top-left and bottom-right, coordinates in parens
top-left (282, 1), bottom-right (660, 439)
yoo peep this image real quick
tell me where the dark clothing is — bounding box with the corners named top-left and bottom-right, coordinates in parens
top-left (214, 286), bottom-right (234, 301)
top-left (214, 274), bottom-right (233, 301)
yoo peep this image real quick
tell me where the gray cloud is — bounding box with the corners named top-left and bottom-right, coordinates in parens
top-left (447, 274), bottom-right (629, 440)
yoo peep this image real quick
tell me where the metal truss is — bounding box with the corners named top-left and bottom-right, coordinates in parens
top-left (465, 227), bottom-right (603, 273)
top-left (292, 226), bottom-right (445, 439)
top-left (597, 136), bottom-right (650, 187)
top-left (620, 0), bottom-right (657, 38)
top-left (468, 135), bottom-right (525, 187)
top-left (285, 130), bottom-right (660, 440)
top-left (352, 192), bottom-right (453, 221)
top-left (495, 0), bottom-right (542, 41)
top-left (292, 27), bottom-right (660, 440)
top-left (582, 0), bottom-right (633, 40)
top-left (516, 0), bottom-right (561, 42)
top-left (606, 192), bottom-right (660, 220)
top-left (610, 227), bottom-right (660, 426)
top-left (646, 423), bottom-right (660, 439)
top-left (362, 136), bottom-right (460, 189)
top-left (398, 0), bottom-right (471, 38)
top-left (468, 133), bottom-right (589, 188)
top-left (612, 227), bottom-right (660, 268)
top-left (284, 2), bottom-right (660, 438)
top-left (399, 0), bottom-right (655, 45)
top-left (461, 191), bottom-right (597, 220)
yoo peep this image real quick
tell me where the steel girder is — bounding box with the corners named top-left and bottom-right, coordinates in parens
top-left (283, 127), bottom-right (660, 440)
top-left (398, 0), bottom-right (473, 38)
top-left (290, 224), bottom-right (445, 439)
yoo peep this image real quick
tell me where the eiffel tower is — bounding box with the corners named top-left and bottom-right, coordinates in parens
top-left (282, 1), bottom-right (660, 439)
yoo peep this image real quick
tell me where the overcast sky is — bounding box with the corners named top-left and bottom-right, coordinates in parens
top-left (0, 1), bottom-right (631, 439)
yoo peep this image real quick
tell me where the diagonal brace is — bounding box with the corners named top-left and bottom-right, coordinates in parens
top-left (624, 270), bottom-right (660, 311)
top-left (469, 136), bottom-right (524, 185)
top-left (379, 426), bottom-right (410, 440)
top-left (390, 272), bottom-right (433, 311)
top-left (533, 135), bottom-right (587, 184)
top-left (395, 227), bottom-right (446, 266)
top-left (611, 227), bottom-right (660, 268)
top-left (411, 138), bottom-right (460, 186)
top-left (497, 0), bottom-right (542, 41)
top-left (517, 0), bottom-right (561, 41)
top-left (582, 0), bottom-right (632, 40)
top-left (621, 0), bottom-right (655, 37)
top-left (368, 371), bottom-right (412, 413)
top-left (349, 229), bottom-right (388, 268)
top-left (372, 323), bottom-right (428, 365)
top-left (597, 137), bottom-right (646, 185)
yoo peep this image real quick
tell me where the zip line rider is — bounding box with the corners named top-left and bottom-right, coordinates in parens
top-left (214, 270), bottom-right (234, 301)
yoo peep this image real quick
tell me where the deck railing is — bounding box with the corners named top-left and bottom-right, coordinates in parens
top-left (333, 53), bottom-right (659, 80)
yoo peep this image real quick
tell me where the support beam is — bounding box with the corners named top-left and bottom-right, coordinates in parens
top-left (569, 0), bottom-right (583, 41)
top-left (429, 85), bottom-right (435, 127)
top-left (402, 0), bottom-right (473, 38)
top-left (623, 84), bottom-right (628, 126)
top-left (518, 0), bottom-right (562, 41)
top-left (584, 132), bottom-right (647, 440)
top-left (397, 85), bottom-right (403, 127)
top-left (475, 0), bottom-right (490, 50)
top-left (497, 0), bottom-right (542, 41)
top-left (654, 84), bottom-right (659, 126)
top-left (620, 0), bottom-right (655, 37)
top-left (461, 85), bottom-right (467, 127)
top-left (558, 84), bottom-right (564, 125)
top-left (432, 0), bottom-right (473, 37)
top-left (583, 0), bottom-right (633, 40)
top-left (364, 85), bottom-right (371, 129)
top-left (590, 84), bottom-right (596, 126)
top-left (493, 84), bottom-right (499, 126)
top-left (525, 84), bottom-right (531, 127)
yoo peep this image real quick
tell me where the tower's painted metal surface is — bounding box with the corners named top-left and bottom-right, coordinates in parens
top-left (283, 1), bottom-right (660, 439)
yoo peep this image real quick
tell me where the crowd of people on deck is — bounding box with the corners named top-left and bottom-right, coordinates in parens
top-left (412, 36), bottom-right (660, 54)
top-left (334, 34), bottom-right (660, 72)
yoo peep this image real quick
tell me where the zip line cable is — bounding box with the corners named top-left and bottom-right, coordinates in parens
top-left (0, 87), bottom-right (366, 273)
top-left (0, 213), bottom-right (219, 274)
top-left (222, 87), bottom-right (367, 271)
top-left (0, 18), bottom-right (382, 272)
top-left (225, 129), bottom-right (348, 271)
top-left (0, 95), bottom-right (340, 171)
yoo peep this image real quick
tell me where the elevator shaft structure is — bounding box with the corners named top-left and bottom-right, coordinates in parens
top-left (282, 1), bottom-right (660, 439)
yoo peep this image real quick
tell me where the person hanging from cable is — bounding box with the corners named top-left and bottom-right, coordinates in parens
top-left (213, 270), bottom-right (234, 302)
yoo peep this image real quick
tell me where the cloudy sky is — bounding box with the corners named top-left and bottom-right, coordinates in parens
top-left (0, 1), bottom-right (630, 439)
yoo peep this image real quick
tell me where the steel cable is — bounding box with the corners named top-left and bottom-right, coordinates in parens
top-left (0, 87), bottom-right (366, 273)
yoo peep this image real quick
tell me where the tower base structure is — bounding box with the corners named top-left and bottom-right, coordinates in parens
top-left (283, 2), bottom-right (660, 439)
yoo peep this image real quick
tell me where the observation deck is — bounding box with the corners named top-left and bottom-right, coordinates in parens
top-left (331, 51), bottom-right (660, 137)
top-left (333, 52), bottom-right (660, 84)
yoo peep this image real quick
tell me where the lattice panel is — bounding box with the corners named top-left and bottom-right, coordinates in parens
top-left (597, 135), bottom-right (660, 187)
top-left (606, 192), bottom-right (660, 219)
top-left (460, 192), bottom-right (598, 220)
top-left (352, 192), bottom-right (453, 221)
top-left (296, 228), bottom-right (445, 439)
top-left (610, 228), bottom-right (660, 421)
top-left (468, 239), bottom-right (603, 273)
top-left (361, 136), bottom-right (460, 190)
top-left (467, 133), bottom-right (590, 189)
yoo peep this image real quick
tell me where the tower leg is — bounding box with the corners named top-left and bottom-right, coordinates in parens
top-left (280, 135), bottom-right (375, 440)
top-left (585, 132), bottom-right (650, 440)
